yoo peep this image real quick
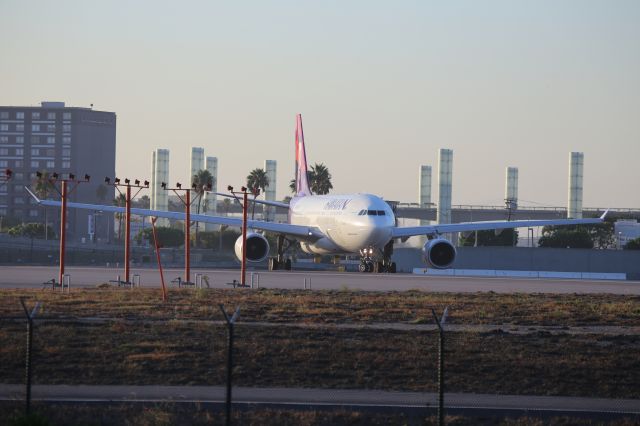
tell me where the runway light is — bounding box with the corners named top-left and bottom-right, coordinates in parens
top-left (227, 185), bottom-right (233, 191)
top-left (114, 177), bottom-right (120, 184)
top-left (36, 171), bottom-right (42, 178)
top-left (104, 177), bottom-right (111, 184)
top-left (241, 186), bottom-right (247, 192)
top-left (134, 179), bottom-right (140, 185)
top-left (144, 180), bottom-right (149, 187)
top-left (84, 174), bottom-right (90, 181)
top-left (124, 178), bottom-right (130, 184)
top-left (206, 183), bottom-right (212, 191)
top-left (191, 183), bottom-right (197, 190)
top-left (69, 173), bottom-right (75, 180)
top-left (176, 182), bottom-right (182, 189)
top-left (4, 169), bottom-right (11, 178)
top-left (161, 182), bottom-right (167, 189)
top-left (52, 172), bottom-right (58, 179)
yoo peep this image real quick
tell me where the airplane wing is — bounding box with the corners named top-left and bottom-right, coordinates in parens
top-left (212, 192), bottom-right (290, 209)
top-left (25, 187), bottom-right (322, 241)
top-left (391, 211), bottom-right (608, 240)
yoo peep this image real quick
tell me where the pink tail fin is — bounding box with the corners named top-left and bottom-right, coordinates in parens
top-left (295, 114), bottom-right (312, 196)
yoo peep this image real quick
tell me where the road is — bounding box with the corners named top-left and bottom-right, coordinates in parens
top-left (0, 265), bottom-right (639, 294)
top-left (1, 384), bottom-right (638, 417)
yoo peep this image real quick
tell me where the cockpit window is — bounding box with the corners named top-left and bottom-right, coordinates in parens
top-left (358, 209), bottom-right (366, 215)
top-left (367, 210), bottom-right (377, 216)
top-left (377, 210), bottom-right (386, 216)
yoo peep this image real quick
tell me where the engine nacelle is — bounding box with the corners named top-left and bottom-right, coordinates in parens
top-left (422, 238), bottom-right (456, 269)
top-left (234, 232), bottom-right (270, 262)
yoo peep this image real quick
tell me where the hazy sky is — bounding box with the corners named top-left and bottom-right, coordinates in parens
top-left (1, 1), bottom-right (638, 208)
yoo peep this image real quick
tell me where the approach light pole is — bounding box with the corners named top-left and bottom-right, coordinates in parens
top-left (36, 172), bottom-right (90, 286)
top-left (220, 304), bottom-right (240, 426)
top-left (105, 177), bottom-right (149, 284)
top-left (162, 181), bottom-right (210, 283)
top-left (227, 185), bottom-right (253, 287)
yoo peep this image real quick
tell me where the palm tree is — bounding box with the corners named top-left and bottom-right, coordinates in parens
top-left (113, 193), bottom-right (126, 241)
top-left (309, 163), bottom-right (332, 195)
top-left (246, 168), bottom-right (269, 219)
top-left (34, 171), bottom-right (56, 240)
top-left (289, 164), bottom-right (333, 195)
top-left (191, 169), bottom-right (214, 247)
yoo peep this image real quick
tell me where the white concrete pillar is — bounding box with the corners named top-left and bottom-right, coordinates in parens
top-left (150, 149), bottom-right (170, 226)
top-left (190, 147), bottom-right (204, 183)
top-left (204, 156), bottom-right (218, 231)
top-left (264, 160), bottom-right (277, 221)
top-left (568, 152), bottom-right (584, 219)
top-left (437, 149), bottom-right (453, 225)
top-left (505, 166), bottom-right (518, 206)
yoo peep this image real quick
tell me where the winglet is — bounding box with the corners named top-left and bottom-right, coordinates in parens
top-left (600, 209), bottom-right (609, 221)
top-left (24, 186), bottom-right (42, 204)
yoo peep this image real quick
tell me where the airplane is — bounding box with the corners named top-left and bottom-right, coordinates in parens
top-left (26, 114), bottom-right (608, 273)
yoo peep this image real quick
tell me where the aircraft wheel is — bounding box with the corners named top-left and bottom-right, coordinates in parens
top-left (285, 258), bottom-right (292, 270)
top-left (389, 262), bottom-right (397, 273)
top-left (366, 261), bottom-right (374, 273)
top-left (359, 263), bottom-right (367, 273)
top-left (268, 257), bottom-right (278, 271)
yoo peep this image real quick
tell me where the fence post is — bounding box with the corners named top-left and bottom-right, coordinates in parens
top-left (20, 298), bottom-right (42, 416)
top-left (220, 304), bottom-right (240, 426)
top-left (431, 307), bottom-right (449, 426)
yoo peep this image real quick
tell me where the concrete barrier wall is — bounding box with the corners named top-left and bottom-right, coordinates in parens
top-left (396, 246), bottom-right (640, 278)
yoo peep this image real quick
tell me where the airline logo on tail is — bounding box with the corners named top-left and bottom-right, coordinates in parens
top-left (295, 113), bottom-right (312, 196)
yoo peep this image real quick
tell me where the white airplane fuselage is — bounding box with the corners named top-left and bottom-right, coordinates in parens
top-left (289, 193), bottom-right (395, 255)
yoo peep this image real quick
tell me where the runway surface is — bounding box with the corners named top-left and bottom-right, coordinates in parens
top-left (1, 384), bottom-right (638, 416)
top-left (0, 265), bottom-right (638, 294)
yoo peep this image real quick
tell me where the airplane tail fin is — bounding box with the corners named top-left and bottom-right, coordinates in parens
top-left (294, 113), bottom-right (312, 197)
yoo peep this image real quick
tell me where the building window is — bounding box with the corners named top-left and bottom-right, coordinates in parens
top-left (29, 209), bottom-right (39, 217)
top-left (47, 136), bottom-right (55, 144)
top-left (17, 112), bottom-right (24, 120)
top-left (62, 124), bottom-right (71, 133)
top-left (31, 136), bottom-right (40, 144)
top-left (32, 112), bottom-right (40, 119)
top-left (16, 136), bottom-right (24, 144)
top-left (0, 160), bottom-right (7, 167)
top-left (14, 160), bottom-right (23, 168)
top-left (30, 160), bottom-right (39, 168)
top-left (0, 124), bottom-right (8, 131)
top-left (47, 112), bottom-right (56, 120)
top-left (14, 197), bottom-right (24, 204)
top-left (62, 148), bottom-right (71, 156)
top-left (16, 124), bottom-right (24, 132)
top-left (31, 124), bottom-right (40, 132)
top-left (46, 149), bottom-right (55, 156)
top-left (14, 184), bottom-right (22, 192)
top-left (0, 112), bottom-right (8, 119)
top-left (0, 209), bottom-right (6, 216)
top-left (63, 112), bottom-right (71, 120)
top-left (0, 148), bottom-right (8, 155)
top-left (62, 160), bottom-right (71, 169)
top-left (0, 136), bottom-right (8, 143)
top-left (46, 124), bottom-right (55, 132)
top-left (16, 148), bottom-right (23, 155)
top-left (31, 148), bottom-right (40, 156)
top-left (14, 173), bottom-right (23, 180)
top-left (62, 136), bottom-right (71, 145)
top-left (46, 161), bottom-right (55, 168)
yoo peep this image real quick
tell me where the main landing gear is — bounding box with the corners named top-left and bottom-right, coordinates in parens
top-left (268, 234), bottom-right (293, 271)
top-left (358, 240), bottom-right (396, 273)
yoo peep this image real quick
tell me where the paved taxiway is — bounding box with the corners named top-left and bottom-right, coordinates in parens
top-left (1, 384), bottom-right (638, 417)
top-left (0, 265), bottom-right (639, 294)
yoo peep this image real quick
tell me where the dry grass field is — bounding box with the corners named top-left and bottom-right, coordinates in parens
top-left (1, 287), bottom-right (638, 425)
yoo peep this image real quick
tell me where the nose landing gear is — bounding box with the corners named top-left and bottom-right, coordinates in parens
top-left (359, 240), bottom-right (396, 273)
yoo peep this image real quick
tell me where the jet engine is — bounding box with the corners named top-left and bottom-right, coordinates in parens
top-left (422, 238), bottom-right (456, 269)
top-left (234, 232), bottom-right (270, 262)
